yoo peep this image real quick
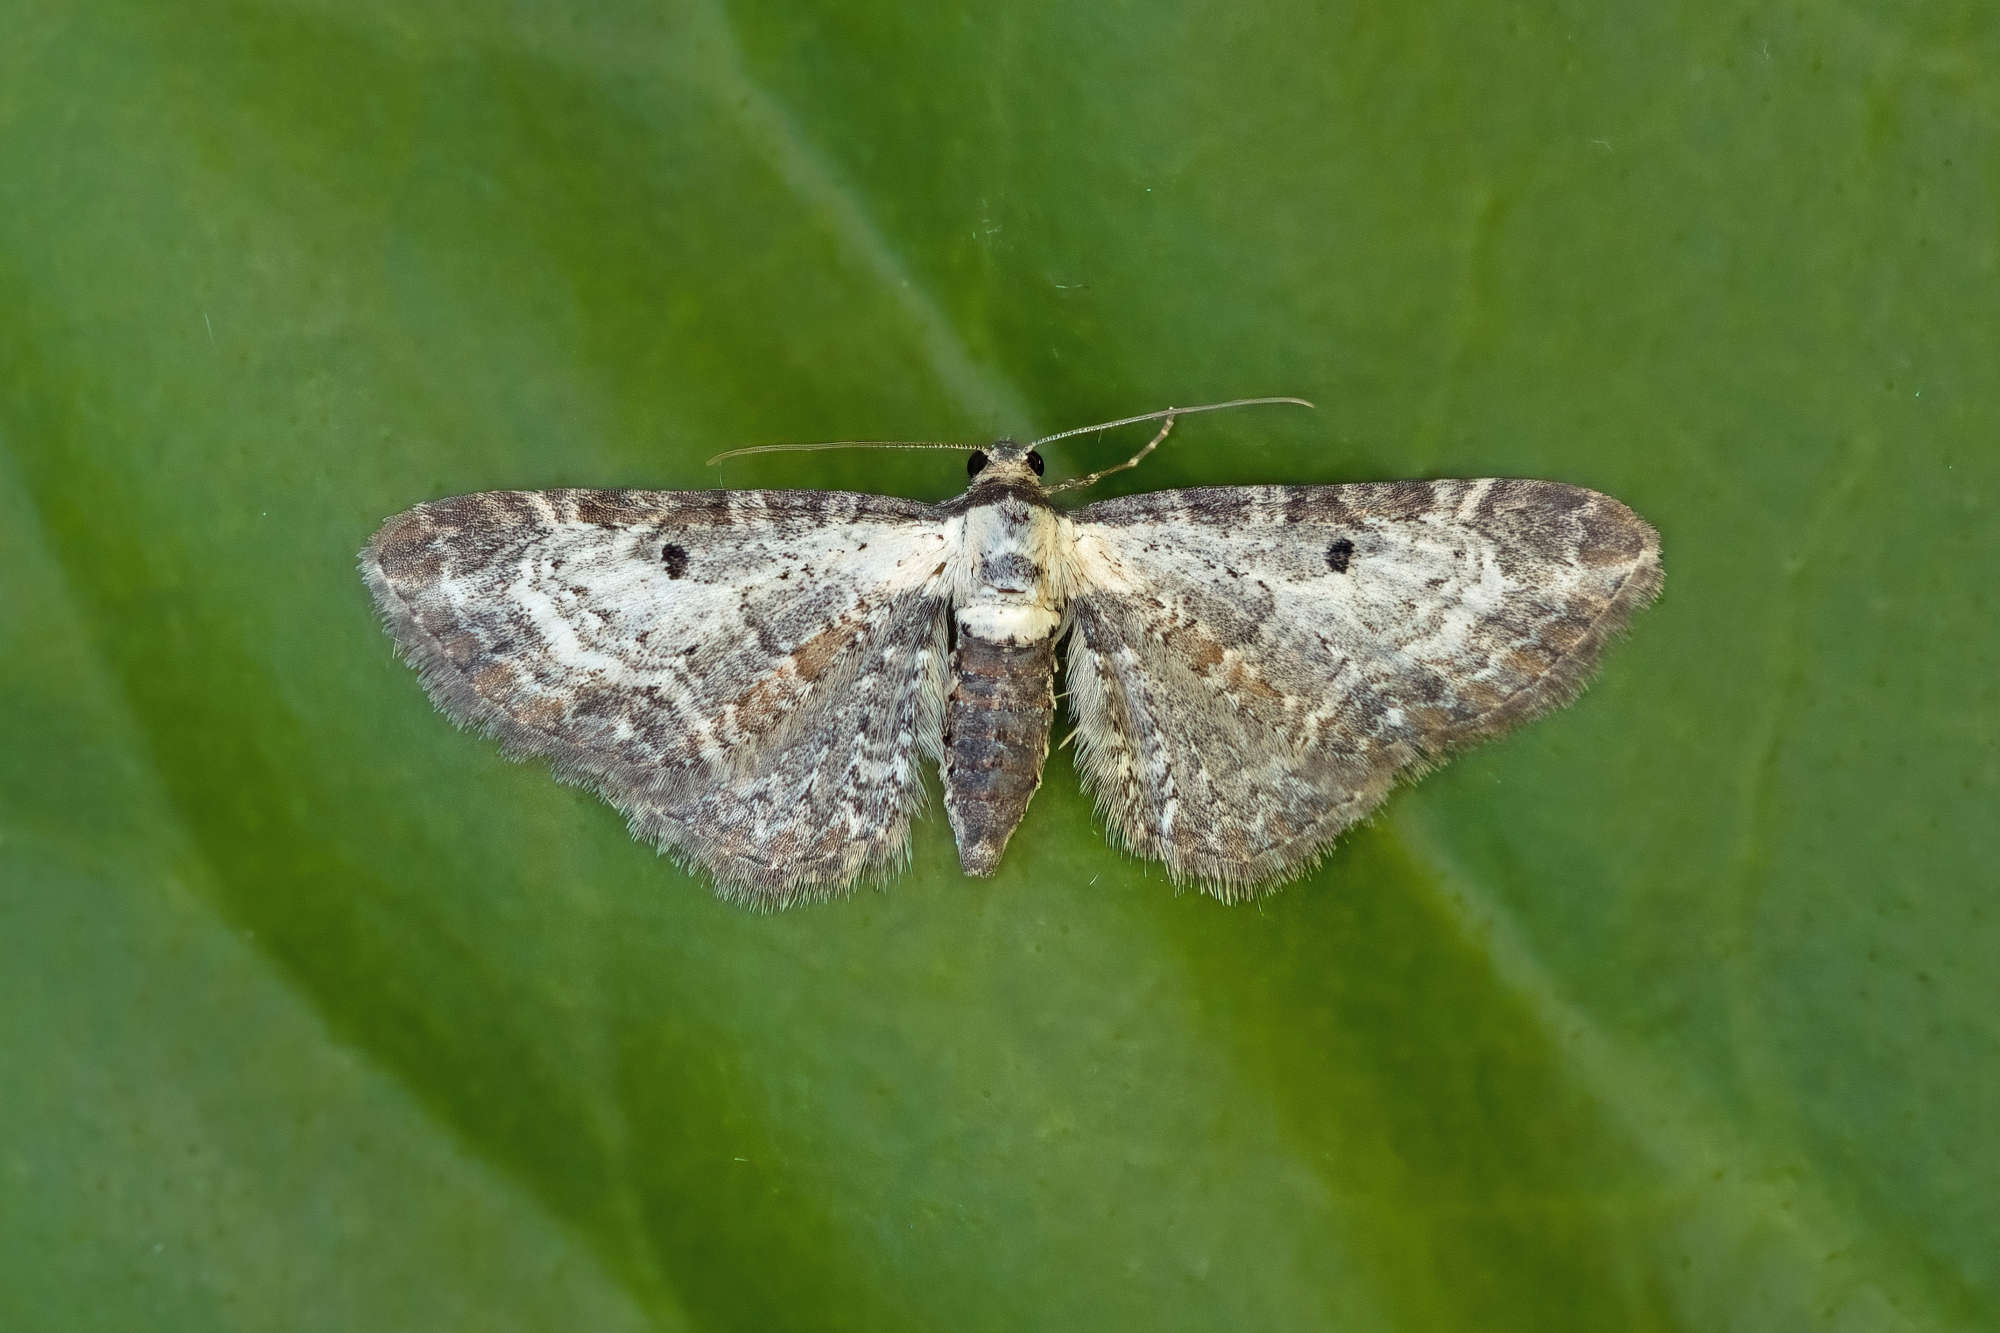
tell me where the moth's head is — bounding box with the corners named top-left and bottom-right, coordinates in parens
top-left (965, 440), bottom-right (1046, 489)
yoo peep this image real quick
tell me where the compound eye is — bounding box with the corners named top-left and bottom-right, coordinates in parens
top-left (966, 450), bottom-right (989, 477)
top-left (1026, 449), bottom-right (1045, 476)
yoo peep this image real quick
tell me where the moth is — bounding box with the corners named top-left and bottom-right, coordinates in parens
top-left (361, 400), bottom-right (1662, 908)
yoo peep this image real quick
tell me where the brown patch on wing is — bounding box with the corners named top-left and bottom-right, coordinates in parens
top-left (438, 630), bottom-right (483, 668)
top-left (1284, 488), bottom-right (1357, 526)
top-left (725, 616), bottom-right (866, 728)
top-left (1576, 501), bottom-right (1653, 567)
top-left (1221, 659), bottom-right (1284, 703)
top-left (1162, 622), bottom-right (1224, 672)
top-left (1453, 679), bottom-right (1512, 715)
top-left (572, 493), bottom-right (647, 529)
top-left (1504, 644), bottom-right (1557, 678)
top-left (1534, 608), bottom-right (1594, 655)
top-left (370, 511), bottom-right (440, 579)
top-left (1374, 480), bottom-right (1439, 519)
top-left (471, 661), bottom-right (518, 700)
top-left (791, 617), bottom-right (861, 684)
top-left (515, 695), bottom-right (567, 729)
top-left (1160, 623), bottom-right (1284, 704)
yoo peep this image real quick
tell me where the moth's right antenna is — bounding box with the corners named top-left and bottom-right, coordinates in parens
top-left (1040, 396), bottom-right (1313, 494)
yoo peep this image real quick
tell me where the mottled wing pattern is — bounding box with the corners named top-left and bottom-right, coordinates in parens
top-left (361, 489), bottom-right (951, 906)
top-left (1064, 479), bottom-right (1663, 896)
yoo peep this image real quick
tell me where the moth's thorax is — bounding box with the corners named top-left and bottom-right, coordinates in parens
top-left (949, 454), bottom-right (1068, 646)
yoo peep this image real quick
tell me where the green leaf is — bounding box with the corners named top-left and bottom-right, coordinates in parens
top-left (3, 1), bottom-right (1995, 1329)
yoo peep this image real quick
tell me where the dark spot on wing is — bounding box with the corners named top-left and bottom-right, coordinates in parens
top-left (661, 542), bottom-right (689, 578)
top-left (1326, 538), bottom-right (1354, 573)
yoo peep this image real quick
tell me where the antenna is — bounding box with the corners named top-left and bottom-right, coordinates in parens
top-left (1040, 396), bottom-right (1313, 494)
top-left (1029, 396), bottom-right (1311, 448)
top-left (706, 439), bottom-right (970, 465)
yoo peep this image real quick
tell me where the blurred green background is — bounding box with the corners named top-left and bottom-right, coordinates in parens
top-left (3, 1), bottom-right (1995, 1329)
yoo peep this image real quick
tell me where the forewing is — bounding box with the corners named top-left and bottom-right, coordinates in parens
top-left (1064, 479), bottom-right (1662, 896)
top-left (361, 488), bottom-right (951, 905)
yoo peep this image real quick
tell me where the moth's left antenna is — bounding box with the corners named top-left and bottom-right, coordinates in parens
top-left (707, 439), bottom-right (970, 465)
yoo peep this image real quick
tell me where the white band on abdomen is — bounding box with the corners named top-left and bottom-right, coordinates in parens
top-left (957, 603), bottom-right (1060, 644)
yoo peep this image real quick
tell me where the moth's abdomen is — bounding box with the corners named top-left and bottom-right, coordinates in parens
top-left (944, 632), bottom-right (1056, 876)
